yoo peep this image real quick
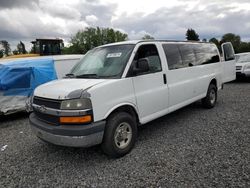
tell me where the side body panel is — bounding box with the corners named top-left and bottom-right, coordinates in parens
top-left (165, 64), bottom-right (222, 113)
top-left (88, 78), bottom-right (137, 122)
top-left (159, 42), bottom-right (223, 113)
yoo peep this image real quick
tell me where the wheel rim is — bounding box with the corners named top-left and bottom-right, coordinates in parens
top-left (209, 89), bottom-right (216, 104)
top-left (114, 122), bottom-right (132, 149)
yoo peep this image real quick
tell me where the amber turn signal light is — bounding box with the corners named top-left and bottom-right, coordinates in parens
top-left (60, 115), bottom-right (92, 124)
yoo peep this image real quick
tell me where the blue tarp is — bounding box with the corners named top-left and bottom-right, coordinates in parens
top-left (0, 58), bottom-right (57, 96)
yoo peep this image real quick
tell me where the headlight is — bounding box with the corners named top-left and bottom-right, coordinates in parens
top-left (61, 98), bottom-right (92, 110)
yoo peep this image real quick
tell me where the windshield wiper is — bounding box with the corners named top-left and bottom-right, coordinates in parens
top-left (64, 73), bottom-right (76, 78)
top-left (65, 73), bottom-right (118, 79)
top-left (75, 74), bottom-right (99, 78)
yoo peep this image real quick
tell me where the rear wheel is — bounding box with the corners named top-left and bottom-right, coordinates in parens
top-left (202, 84), bottom-right (217, 108)
top-left (101, 112), bottom-right (137, 158)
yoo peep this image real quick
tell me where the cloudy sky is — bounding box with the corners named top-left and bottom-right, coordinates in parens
top-left (1, 0), bottom-right (250, 50)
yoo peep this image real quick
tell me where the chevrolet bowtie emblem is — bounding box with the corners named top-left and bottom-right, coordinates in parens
top-left (37, 105), bottom-right (47, 113)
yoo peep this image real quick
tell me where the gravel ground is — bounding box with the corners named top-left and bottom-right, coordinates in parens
top-left (0, 81), bottom-right (250, 187)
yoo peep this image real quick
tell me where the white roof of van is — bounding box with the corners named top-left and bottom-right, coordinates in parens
top-left (99, 40), bottom-right (212, 48)
top-left (100, 40), bottom-right (141, 47)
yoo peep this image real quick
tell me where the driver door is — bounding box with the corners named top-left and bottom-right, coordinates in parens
top-left (130, 44), bottom-right (169, 123)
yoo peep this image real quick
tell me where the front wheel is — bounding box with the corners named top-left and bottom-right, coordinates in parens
top-left (101, 112), bottom-right (137, 158)
top-left (202, 84), bottom-right (217, 108)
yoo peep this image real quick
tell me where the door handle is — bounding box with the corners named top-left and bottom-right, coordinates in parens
top-left (163, 74), bottom-right (167, 84)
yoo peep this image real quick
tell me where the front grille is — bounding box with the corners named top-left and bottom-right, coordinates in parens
top-left (33, 97), bottom-right (61, 109)
top-left (236, 66), bottom-right (242, 70)
top-left (34, 109), bottom-right (59, 125)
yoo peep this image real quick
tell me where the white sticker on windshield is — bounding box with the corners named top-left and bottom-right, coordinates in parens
top-left (106, 53), bottom-right (122, 58)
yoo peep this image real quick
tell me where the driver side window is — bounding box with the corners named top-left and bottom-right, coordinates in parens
top-left (133, 44), bottom-right (162, 73)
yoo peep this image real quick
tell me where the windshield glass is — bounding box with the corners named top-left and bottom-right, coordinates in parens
top-left (235, 54), bottom-right (250, 63)
top-left (70, 44), bottom-right (135, 78)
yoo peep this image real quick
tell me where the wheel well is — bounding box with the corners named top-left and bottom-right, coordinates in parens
top-left (210, 79), bottom-right (217, 88)
top-left (107, 105), bottom-right (139, 124)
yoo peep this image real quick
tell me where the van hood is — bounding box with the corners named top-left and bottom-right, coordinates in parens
top-left (34, 79), bottom-right (106, 99)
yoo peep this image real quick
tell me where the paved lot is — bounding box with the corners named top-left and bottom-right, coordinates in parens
top-left (0, 81), bottom-right (250, 187)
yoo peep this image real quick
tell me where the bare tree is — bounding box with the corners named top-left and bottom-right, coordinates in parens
top-left (0, 40), bottom-right (11, 56)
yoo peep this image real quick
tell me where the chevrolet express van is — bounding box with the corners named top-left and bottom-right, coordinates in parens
top-left (29, 40), bottom-right (236, 157)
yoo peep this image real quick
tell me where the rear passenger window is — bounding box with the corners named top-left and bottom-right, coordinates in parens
top-left (193, 44), bottom-right (220, 65)
top-left (163, 43), bottom-right (220, 70)
top-left (162, 44), bottom-right (183, 70)
top-left (178, 44), bottom-right (196, 67)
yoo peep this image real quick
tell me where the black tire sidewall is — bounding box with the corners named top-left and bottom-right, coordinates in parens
top-left (203, 84), bottom-right (217, 108)
top-left (209, 85), bottom-right (217, 106)
top-left (102, 112), bottom-right (137, 157)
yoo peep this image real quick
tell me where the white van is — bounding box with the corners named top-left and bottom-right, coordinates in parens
top-left (29, 40), bottom-right (236, 157)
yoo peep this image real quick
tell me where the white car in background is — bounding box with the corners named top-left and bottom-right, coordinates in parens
top-left (235, 53), bottom-right (250, 78)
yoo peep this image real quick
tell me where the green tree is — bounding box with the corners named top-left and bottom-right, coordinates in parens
top-left (202, 38), bottom-right (207, 42)
top-left (238, 42), bottom-right (250, 53)
top-left (0, 40), bottom-right (11, 56)
top-left (142, 34), bottom-right (154, 40)
top-left (209, 37), bottom-right (221, 51)
top-left (209, 38), bottom-right (220, 46)
top-left (62, 45), bottom-right (82, 54)
top-left (64, 27), bottom-right (128, 54)
top-left (17, 43), bottom-right (22, 54)
top-left (220, 33), bottom-right (241, 53)
top-left (107, 28), bottom-right (116, 43)
top-left (209, 33), bottom-right (250, 54)
top-left (20, 41), bottom-right (27, 54)
top-left (186, 28), bottom-right (200, 41)
top-left (0, 49), bottom-right (4, 58)
top-left (14, 41), bottom-right (26, 55)
top-left (12, 49), bottom-right (18, 55)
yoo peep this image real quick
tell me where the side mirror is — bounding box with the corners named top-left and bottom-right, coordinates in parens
top-left (133, 58), bottom-right (149, 75)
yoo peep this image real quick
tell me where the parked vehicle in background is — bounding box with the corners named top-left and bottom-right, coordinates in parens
top-left (31, 38), bottom-right (64, 56)
top-left (29, 40), bottom-right (235, 158)
top-left (235, 52), bottom-right (250, 78)
top-left (0, 55), bottom-right (83, 115)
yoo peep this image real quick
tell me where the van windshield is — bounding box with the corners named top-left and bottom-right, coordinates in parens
top-left (70, 44), bottom-right (134, 79)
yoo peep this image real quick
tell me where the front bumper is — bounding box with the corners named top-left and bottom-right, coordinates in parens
top-left (29, 113), bottom-right (106, 147)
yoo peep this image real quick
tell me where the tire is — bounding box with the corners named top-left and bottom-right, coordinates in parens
top-left (101, 112), bottom-right (137, 158)
top-left (202, 84), bottom-right (217, 108)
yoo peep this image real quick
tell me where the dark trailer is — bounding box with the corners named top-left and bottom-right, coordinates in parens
top-left (31, 39), bottom-right (64, 56)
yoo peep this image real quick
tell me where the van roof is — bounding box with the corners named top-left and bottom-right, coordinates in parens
top-left (100, 40), bottom-right (213, 47)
